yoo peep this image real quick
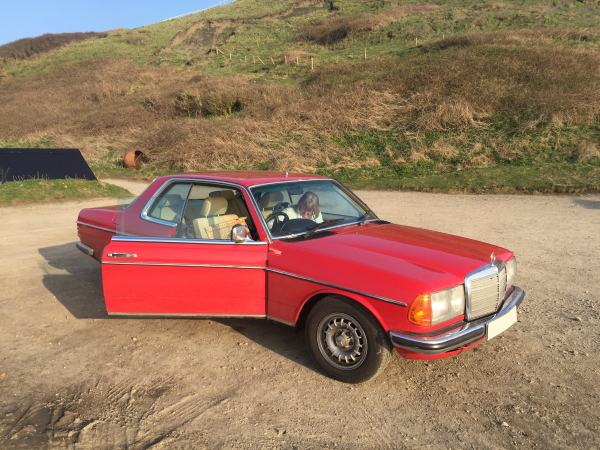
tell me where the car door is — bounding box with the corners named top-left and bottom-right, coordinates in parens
top-left (101, 180), bottom-right (269, 317)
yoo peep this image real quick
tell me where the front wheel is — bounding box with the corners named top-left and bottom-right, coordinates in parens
top-left (305, 296), bottom-right (392, 383)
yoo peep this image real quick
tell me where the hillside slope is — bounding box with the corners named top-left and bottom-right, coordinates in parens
top-left (1, 0), bottom-right (599, 192)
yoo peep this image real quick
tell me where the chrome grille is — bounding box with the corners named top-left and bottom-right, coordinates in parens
top-left (466, 265), bottom-right (507, 320)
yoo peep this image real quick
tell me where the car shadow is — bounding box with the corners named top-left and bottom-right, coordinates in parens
top-left (573, 198), bottom-right (600, 210)
top-left (38, 242), bottom-right (319, 374)
top-left (39, 242), bottom-right (108, 319)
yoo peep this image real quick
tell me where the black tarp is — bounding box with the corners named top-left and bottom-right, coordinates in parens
top-left (0, 148), bottom-right (96, 182)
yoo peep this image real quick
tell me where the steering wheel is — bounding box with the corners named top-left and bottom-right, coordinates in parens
top-left (279, 218), bottom-right (316, 235)
top-left (265, 211), bottom-right (289, 233)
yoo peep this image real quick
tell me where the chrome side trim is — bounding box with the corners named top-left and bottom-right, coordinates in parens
top-left (76, 241), bottom-right (94, 256)
top-left (107, 253), bottom-right (137, 258)
top-left (267, 316), bottom-right (296, 327)
top-left (464, 260), bottom-right (506, 321)
top-left (102, 262), bottom-right (267, 269)
top-left (76, 221), bottom-right (135, 236)
top-left (108, 313), bottom-right (266, 319)
top-left (267, 268), bottom-right (407, 307)
top-left (110, 235), bottom-right (268, 245)
top-left (389, 286), bottom-right (525, 355)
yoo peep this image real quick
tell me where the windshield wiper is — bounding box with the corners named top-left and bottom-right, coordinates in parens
top-left (303, 218), bottom-right (345, 238)
top-left (357, 209), bottom-right (373, 226)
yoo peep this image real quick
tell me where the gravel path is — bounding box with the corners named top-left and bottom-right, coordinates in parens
top-left (0, 180), bottom-right (598, 449)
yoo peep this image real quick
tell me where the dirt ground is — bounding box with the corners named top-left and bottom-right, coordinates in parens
top-left (1, 179), bottom-right (599, 449)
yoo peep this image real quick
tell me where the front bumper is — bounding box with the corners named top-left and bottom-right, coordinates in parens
top-left (389, 286), bottom-right (525, 355)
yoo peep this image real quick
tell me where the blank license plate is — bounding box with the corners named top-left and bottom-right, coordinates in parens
top-left (487, 308), bottom-right (517, 340)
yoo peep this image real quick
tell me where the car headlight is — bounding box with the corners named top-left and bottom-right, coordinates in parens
top-left (408, 285), bottom-right (466, 326)
top-left (505, 257), bottom-right (517, 287)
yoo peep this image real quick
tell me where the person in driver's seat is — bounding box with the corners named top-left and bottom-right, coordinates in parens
top-left (283, 192), bottom-right (324, 223)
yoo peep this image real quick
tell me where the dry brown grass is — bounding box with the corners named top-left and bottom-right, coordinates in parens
top-left (282, 50), bottom-right (316, 64)
top-left (312, 29), bottom-right (600, 130)
top-left (298, 4), bottom-right (439, 45)
top-left (426, 141), bottom-right (459, 159)
top-left (0, 29), bottom-right (598, 172)
top-left (576, 142), bottom-right (600, 162)
top-left (125, 36), bottom-right (149, 45)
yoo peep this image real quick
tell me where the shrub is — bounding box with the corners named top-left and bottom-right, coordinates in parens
top-left (125, 36), bottom-right (149, 45)
top-left (0, 32), bottom-right (107, 60)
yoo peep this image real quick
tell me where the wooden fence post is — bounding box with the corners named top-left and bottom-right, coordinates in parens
top-left (364, 48), bottom-right (367, 59)
top-left (271, 57), bottom-right (275, 66)
top-left (311, 57), bottom-right (314, 71)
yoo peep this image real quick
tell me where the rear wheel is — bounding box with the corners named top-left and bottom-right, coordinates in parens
top-left (305, 296), bottom-right (392, 383)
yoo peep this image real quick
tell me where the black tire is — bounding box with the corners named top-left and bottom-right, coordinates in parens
top-left (305, 296), bottom-right (392, 383)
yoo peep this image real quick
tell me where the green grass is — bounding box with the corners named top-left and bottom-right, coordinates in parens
top-left (5, 0), bottom-right (599, 79)
top-left (89, 159), bottom-right (176, 180)
top-left (0, 179), bottom-right (132, 207)
top-left (343, 163), bottom-right (600, 194)
top-left (0, 138), bottom-right (55, 148)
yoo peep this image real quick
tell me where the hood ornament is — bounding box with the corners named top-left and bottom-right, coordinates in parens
top-left (490, 252), bottom-right (496, 262)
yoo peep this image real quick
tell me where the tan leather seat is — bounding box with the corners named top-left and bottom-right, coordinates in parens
top-left (219, 190), bottom-right (245, 217)
top-left (257, 191), bottom-right (284, 218)
top-left (192, 196), bottom-right (239, 239)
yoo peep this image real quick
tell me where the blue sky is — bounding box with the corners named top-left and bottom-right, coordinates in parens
top-left (0, 0), bottom-right (234, 46)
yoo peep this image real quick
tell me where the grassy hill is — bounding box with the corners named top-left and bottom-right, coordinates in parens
top-left (1, 0), bottom-right (599, 192)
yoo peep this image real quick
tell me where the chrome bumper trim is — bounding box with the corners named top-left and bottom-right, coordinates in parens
top-left (389, 286), bottom-right (525, 355)
top-left (76, 241), bottom-right (94, 256)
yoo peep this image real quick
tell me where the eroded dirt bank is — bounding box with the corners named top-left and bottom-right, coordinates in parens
top-left (0, 185), bottom-right (599, 449)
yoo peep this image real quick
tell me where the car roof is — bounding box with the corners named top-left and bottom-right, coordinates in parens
top-left (156, 171), bottom-right (330, 188)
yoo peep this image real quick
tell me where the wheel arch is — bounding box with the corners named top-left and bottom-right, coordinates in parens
top-left (295, 290), bottom-right (388, 334)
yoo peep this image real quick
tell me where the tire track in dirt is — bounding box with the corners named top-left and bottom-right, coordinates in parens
top-left (0, 375), bottom-right (239, 449)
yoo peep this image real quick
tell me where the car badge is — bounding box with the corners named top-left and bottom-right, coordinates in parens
top-left (490, 252), bottom-right (496, 262)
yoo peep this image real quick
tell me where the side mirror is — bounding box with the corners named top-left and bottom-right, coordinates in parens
top-left (231, 224), bottom-right (249, 243)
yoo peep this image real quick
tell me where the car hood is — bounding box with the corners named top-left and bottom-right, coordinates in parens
top-left (281, 223), bottom-right (512, 292)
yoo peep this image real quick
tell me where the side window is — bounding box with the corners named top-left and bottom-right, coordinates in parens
top-left (181, 184), bottom-right (259, 241)
top-left (146, 183), bottom-right (191, 224)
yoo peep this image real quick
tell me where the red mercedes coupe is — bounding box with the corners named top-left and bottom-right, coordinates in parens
top-left (76, 171), bottom-right (524, 383)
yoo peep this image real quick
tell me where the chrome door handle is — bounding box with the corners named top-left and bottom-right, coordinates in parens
top-left (107, 253), bottom-right (137, 258)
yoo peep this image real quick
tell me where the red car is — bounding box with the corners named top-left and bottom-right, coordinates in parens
top-left (76, 171), bottom-right (524, 383)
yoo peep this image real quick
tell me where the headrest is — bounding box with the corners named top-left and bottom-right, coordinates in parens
top-left (220, 190), bottom-right (236, 200)
top-left (189, 185), bottom-right (206, 200)
top-left (199, 196), bottom-right (228, 217)
top-left (258, 191), bottom-right (284, 208)
top-left (160, 194), bottom-right (182, 207)
top-left (209, 189), bottom-right (236, 200)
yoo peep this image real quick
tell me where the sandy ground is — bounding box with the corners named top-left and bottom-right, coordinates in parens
top-left (0, 179), bottom-right (599, 449)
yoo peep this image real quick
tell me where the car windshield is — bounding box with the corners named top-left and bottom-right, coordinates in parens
top-left (250, 180), bottom-right (376, 238)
